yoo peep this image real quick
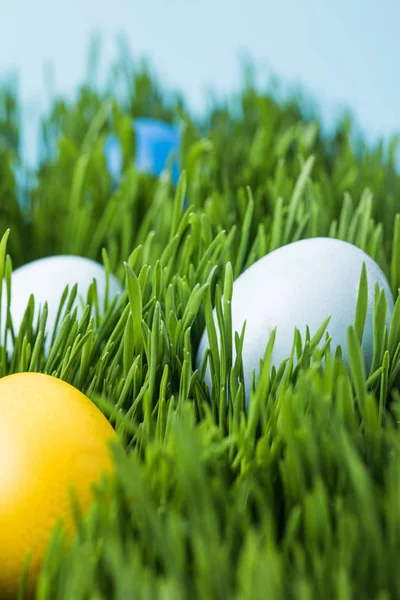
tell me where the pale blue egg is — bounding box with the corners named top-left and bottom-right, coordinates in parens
top-left (197, 238), bottom-right (395, 406)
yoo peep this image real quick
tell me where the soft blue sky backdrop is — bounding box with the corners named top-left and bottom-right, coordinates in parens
top-left (1, 0), bottom-right (399, 164)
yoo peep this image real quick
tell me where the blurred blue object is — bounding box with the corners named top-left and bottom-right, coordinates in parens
top-left (104, 133), bottom-right (123, 182)
top-left (104, 117), bottom-right (181, 186)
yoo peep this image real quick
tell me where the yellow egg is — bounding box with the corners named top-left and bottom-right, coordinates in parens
top-left (0, 372), bottom-right (117, 598)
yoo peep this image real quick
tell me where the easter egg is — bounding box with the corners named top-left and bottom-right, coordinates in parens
top-left (196, 238), bottom-right (394, 404)
top-left (1, 255), bottom-right (124, 353)
top-left (0, 372), bottom-right (117, 598)
top-left (104, 117), bottom-right (181, 186)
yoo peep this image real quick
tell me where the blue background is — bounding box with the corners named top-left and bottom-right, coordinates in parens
top-left (1, 0), bottom-right (399, 166)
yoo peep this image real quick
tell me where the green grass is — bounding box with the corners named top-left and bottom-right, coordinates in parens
top-left (1, 45), bottom-right (400, 599)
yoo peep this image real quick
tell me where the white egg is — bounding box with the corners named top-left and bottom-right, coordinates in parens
top-left (196, 237), bottom-right (394, 404)
top-left (1, 255), bottom-right (124, 353)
